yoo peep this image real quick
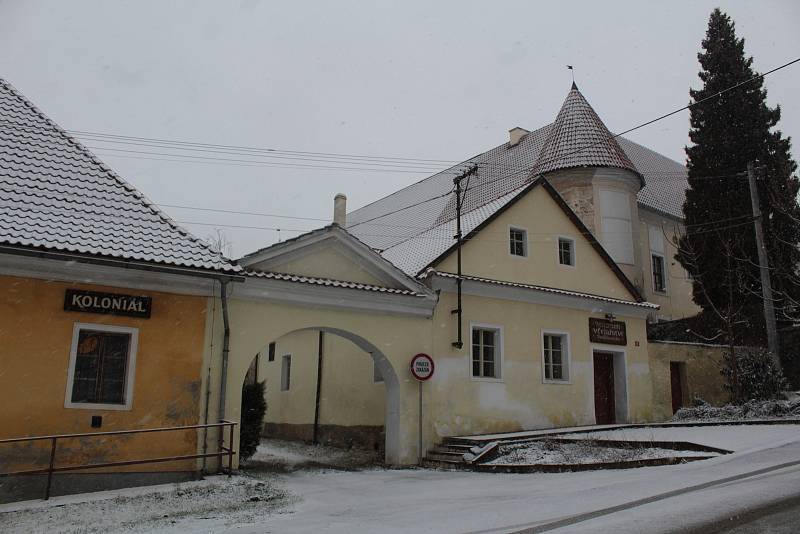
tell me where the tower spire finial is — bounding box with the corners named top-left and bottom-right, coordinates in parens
top-left (566, 64), bottom-right (575, 88)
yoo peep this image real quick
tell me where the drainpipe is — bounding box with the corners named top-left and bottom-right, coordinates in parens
top-left (218, 280), bottom-right (231, 424)
top-left (313, 331), bottom-right (324, 444)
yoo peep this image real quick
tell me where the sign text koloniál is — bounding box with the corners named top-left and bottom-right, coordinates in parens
top-left (588, 318), bottom-right (627, 346)
top-left (64, 289), bottom-right (152, 319)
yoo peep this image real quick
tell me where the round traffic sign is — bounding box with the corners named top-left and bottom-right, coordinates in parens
top-left (410, 353), bottom-right (434, 381)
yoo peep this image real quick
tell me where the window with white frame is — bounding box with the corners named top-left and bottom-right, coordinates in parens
top-left (66, 323), bottom-right (137, 409)
top-left (649, 225), bottom-right (668, 293)
top-left (509, 227), bottom-right (527, 257)
top-left (600, 189), bottom-right (634, 265)
top-left (472, 326), bottom-right (501, 379)
top-left (558, 237), bottom-right (575, 266)
top-left (280, 354), bottom-right (292, 391)
top-left (542, 332), bottom-right (569, 382)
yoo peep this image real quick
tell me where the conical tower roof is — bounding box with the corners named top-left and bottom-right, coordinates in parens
top-left (532, 83), bottom-right (641, 179)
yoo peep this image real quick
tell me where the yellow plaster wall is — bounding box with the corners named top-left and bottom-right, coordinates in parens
top-left (424, 292), bottom-right (653, 441)
top-left (250, 245), bottom-right (390, 287)
top-left (0, 275), bottom-right (207, 474)
top-left (435, 185), bottom-right (636, 302)
top-left (649, 342), bottom-right (729, 421)
top-left (638, 209), bottom-right (700, 320)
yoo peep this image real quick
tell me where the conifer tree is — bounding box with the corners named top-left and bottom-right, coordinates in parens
top-left (677, 9), bottom-right (800, 348)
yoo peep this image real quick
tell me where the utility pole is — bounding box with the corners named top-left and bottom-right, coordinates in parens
top-left (451, 165), bottom-right (477, 349)
top-left (747, 161), bottom-right (782, 370)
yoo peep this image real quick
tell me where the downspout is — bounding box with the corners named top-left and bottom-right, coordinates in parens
top-left (218, 280), bottom-right (231, 423)
top-left (313, 331), bottom-right (324, 444)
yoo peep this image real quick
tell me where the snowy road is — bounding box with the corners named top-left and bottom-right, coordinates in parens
top-left (3, 425), bottom-right (799, 533)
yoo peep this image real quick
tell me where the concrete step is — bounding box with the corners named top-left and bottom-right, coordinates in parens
top-left (425, 452), bottom-right (465, 463)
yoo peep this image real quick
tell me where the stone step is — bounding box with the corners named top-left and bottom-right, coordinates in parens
top-left (428, 447), bottom-right (466, 457)
top-left (425, 452), bottom-right (466, 463)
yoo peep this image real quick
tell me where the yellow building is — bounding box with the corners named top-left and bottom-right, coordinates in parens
top-left (230, 83), bottom-right (709, 460)
top-left (0, 79), bottom-right (242, 501)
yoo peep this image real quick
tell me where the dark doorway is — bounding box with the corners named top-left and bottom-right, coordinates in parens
top-left (593, 352), bottom-right (616, 424)
top-left (670, 362), bottom-right (685, 414)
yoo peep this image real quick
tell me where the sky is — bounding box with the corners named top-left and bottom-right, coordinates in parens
top-left (1, 0), bottom-right (798, 257)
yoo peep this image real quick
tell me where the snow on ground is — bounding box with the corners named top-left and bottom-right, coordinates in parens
top-left (2, 426), bottom-right (799, 533)
top-left (487, 439), bottom-right (715, 465)
top-left (566, 424), bottom-right (800, 452)
top-left (673, 399), bottom-right (800, 422)
top-left (0, 474), bottom-right (292, 534)
top-left (242, 438), bottom-right (382, 472)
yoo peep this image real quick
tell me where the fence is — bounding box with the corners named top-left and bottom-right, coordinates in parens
top-left (0, 420), bottom-right (237, 500)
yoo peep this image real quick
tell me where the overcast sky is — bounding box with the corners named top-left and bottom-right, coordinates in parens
top-left (2, 0), bottom-right (798, 257)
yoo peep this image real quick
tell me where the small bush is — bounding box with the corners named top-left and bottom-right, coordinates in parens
top-left (721, 347), bottom-right (789, 402)
top-left (239, 381), bottom-right (267, 460)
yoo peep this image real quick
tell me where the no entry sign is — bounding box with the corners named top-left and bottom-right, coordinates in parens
top-left (410, 353), bottom-right (434, 381)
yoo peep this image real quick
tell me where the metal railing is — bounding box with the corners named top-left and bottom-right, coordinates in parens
top-left (0, 420), bottom-right (237, 500)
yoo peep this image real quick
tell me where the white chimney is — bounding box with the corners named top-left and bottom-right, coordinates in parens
top-left (508, 127), bottom-right (530, 147)
top-left (333, 193), bottom-right (347, 226)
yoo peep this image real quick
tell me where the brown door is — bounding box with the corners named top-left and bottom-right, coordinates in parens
top-left (670, 362), bottom-right (684, 414)
top-left (593, 352), bottom-right (616, 425)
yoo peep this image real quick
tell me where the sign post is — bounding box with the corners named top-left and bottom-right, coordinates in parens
top-left (410, 354), bottom-right (434, 465)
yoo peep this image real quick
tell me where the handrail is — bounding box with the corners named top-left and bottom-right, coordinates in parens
top-left (0, 420), bottom-right (237, 500)
top-left (0, 420), bottom-right (237, 444)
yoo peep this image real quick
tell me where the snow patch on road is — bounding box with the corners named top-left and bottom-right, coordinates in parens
top-left (487, 439), bottom-right (713, 465)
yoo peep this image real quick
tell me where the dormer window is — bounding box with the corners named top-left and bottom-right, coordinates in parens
top-left (558, 237), bottom-right (575, 266)
top-left (509, 227), bottom-right (527, 257)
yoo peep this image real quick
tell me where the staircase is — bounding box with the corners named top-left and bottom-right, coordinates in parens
top-left (423, 437), bottom-right (482, 469)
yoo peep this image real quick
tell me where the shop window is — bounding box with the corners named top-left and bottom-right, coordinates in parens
top-left (652, 253), bottom-right (667, 293)
top-left (65, 323), bottom-right (138, 410)
top-left (542, 332), bottom-right (570, 382)
top-left (472, 325), bottom-right (501, 379)
top-left (281, 354), bottom-right (292, 391)
top-left (509, 227), bottom-right (528, 257)
top-left (558, 237), bottom-right (575, 266)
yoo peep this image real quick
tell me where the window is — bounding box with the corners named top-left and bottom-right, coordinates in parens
top-left (542, 332), bottom-right (569, 382)
top-left (648, 225), bottom-right (668, 294)
top-left (652, 254), bottom-right (666, 293)
top-left (373, 361), bottom-right (384, 383)
top-left (65, 323), bottom-right (138, 410)
top-left (509, 227), bottom-right (527, 257)
top-left (267, 342), bottom-right (276, 362)
top-left (558, 237), bottom-right (575, 266)
top-left (599, 189), bottom-right (634, 265)
top-left (472, 326), bottom-right (501, 379)
top-left (280, 354), bottom-right (291, 391)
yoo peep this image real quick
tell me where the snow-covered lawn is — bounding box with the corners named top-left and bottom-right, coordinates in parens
top-left (486, 439), bottom-right (715, 466)
top-left (0, 475), bottom-right (292, 534)
top-left (673, 398), bottom-right (800, 422)
top-left (567, 423), bottom-right (800, 452)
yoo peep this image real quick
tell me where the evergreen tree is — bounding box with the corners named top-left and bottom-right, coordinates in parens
top-left (677, 9), bottom-right (800, 347)
top-left (239, 380), bottom-right (267, 460)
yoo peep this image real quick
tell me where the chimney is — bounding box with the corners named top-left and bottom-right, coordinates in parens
top-left (508, 127), bottom-right (530, 147)
top-left (333, 193), bottom-right (347, 226)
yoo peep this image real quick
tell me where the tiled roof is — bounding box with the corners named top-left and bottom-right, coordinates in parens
top-left (531, 83), bottom-right (639, 177)
top-left (246, 270), bottom-right (426, 296)
top-left (427, 270), bottom-right (658, 308)
top-left (347, 85), bottom-right (688, 276)
top-left (0, 79), bottom-right (240, 273)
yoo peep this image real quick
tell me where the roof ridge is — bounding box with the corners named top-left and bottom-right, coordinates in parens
top-left (0, 78), bottom-right (236, 269)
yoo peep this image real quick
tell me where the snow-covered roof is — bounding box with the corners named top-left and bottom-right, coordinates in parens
top-left (426, 270), bottom-right (659, 309)
top-left (347, 85), bottom-right (688, 276)
top-left (0, 78), bottom-right (240, 274)
top-left (246, 270), bottom-right (428, 297)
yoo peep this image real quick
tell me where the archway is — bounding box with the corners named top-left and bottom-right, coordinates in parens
top-left (230, 326), bottom-right (401, 465)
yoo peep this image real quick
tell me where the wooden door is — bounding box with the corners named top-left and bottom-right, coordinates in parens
top-left (670, 362), bottom-right (684, 414)
top-left (593, 352), bottom-right (616, 425)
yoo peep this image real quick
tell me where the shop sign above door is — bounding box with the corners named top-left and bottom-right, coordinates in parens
top-left (64, 289), bottom-right (152, 319)
top-left (589, 318), bottom-right (626, 346)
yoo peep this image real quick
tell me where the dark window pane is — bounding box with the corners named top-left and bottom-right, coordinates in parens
top-left (483, 346), bottom-right (494, 363)
top-left (71, 330), bottom-right (130, 405)
top-left (472, 344), bottom-right (480, 360)
top-left (483, 330), bottom-right (495, 347)
top-left (483, 361), bottom-right (495, 378)
top-left (472, 329), bottom-right (480, 345)
top-left (472, 360), bottom-right (480, 377)
top-left (552, 365), bottom-right (563, 380)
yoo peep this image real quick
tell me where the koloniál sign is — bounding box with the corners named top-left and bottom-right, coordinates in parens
top-left (588, 318), bottom-right (627, 346)
top-left (410, 353), bottom-right (435, 381)
top-left (64, 289), bottom-right (152, 319)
